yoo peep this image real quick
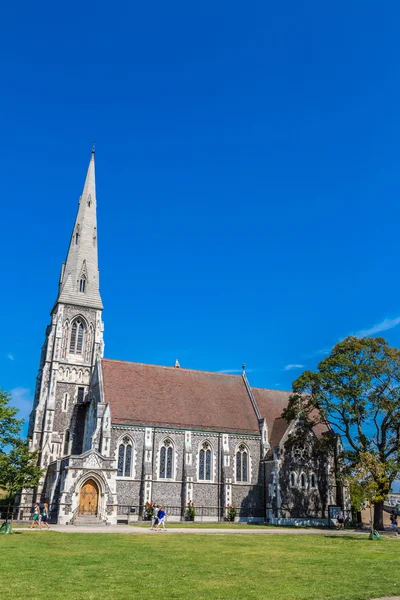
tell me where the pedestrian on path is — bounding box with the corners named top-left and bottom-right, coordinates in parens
top-left (40, 503), bottom-right (51, 530)
top-left (155, 506), bottom-right (166, 531)
top-left (337, 509), bottom-right (344, 529)
top-left (390, 511), bottom-right (398, 533)
top-left (29, 503), bottom-right (40, 529)
top-left (151, 505), bottom-right (159, 530)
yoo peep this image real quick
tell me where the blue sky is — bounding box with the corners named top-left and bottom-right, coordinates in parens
top-left (1, 1), bottom-right (400, 431)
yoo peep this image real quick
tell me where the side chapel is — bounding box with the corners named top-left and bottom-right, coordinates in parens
top-left (19, 151), bottom-right (346, 524)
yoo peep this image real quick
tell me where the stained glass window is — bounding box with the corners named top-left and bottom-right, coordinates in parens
top-left (159, 446), bottom-right (166, 478)
top-left (242, 451), bottom-right (248, 482)
top-left (236, 444), bottom-right (249, 482)
top-left (205, 449), bottom-right (211, 480)
top-left (159, 440), bottom-right (173, 478)
top-left (198, 442), bottom-right (212, 481)
top-left (117, 437), bottom-right (133, 477)
top-left (199, 449), bottom-right (205, 480)
top-left (125, 444), bottom-right (132, 477)
top-left (236, 451), bottom-right (242, 481)
top-left (166, 447), bottom-right (173, 478)
top-left (69, 323), bottom-right (77, 353)
top-left (117, 444), bottom-right (125, 476)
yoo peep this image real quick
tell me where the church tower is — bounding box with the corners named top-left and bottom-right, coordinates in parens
top-left (27, 149), bottom-right (104, 483)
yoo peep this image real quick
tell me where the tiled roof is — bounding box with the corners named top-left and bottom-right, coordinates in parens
top-left (252, 388), bottom-right (292, 444)
top-left (101, 359), bottom-right (261, 434)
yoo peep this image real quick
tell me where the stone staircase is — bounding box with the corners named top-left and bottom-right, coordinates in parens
top-left (72, 514), bottom-right (107, 526)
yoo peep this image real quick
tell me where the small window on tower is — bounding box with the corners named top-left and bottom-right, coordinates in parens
top-left (79, 276), bottom-right (86, 293)
top-left (77, 387), bottom-right (85, 403)
top-left (75, 224), bottom-right (80, 245)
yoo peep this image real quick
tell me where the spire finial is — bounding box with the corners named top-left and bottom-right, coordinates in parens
top-left (92, 140), bottom-right (96, 155)
top-left (242, 363), bottom-right (246, 375)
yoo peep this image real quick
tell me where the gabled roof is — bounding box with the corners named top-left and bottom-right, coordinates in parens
top-left (252, 388), bottom-right (292, 445)
top-left (101, 359), bottom-right (261, 434)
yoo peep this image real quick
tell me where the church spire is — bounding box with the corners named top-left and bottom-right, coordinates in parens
top-left (56, 150), bottom-right (103, 309)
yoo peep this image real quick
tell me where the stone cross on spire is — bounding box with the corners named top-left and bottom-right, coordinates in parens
top-left (56, 149), bottom-right (103, 309)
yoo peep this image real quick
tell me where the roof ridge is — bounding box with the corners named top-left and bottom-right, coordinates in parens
top-left (101, 358), bottom-right (243, 377)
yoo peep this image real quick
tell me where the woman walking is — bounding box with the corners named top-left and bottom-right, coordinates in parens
top-left (29, 503), bottom-right (40, 529)
top-left (40, 503), bottom-right (51, 529)
top-left (155, 506), bottom-right (166, 531)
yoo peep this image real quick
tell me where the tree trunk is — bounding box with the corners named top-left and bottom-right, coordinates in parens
top-left (373, 500), bottom-right (384, 531)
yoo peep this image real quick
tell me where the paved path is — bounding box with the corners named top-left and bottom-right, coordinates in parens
top-left (15, 524), bottom-right (374, 535)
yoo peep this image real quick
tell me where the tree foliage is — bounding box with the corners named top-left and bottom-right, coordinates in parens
top-left (0, 440), bottom-right (42, 497)
top-left (282, 336), bottom-right (400, 529)
top-left (0, 388), bottom-right (23, 452)
top-left (0, 388), bottom-right (42, 522)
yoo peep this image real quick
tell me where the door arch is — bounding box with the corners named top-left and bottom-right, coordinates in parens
top-left (79, 479), bottom-right (99, 516)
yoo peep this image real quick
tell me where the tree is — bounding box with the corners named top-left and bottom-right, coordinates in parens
top-left (347, 452), bottom-right (388, 537)
top-left (0, 440), bottom-right (42, 523)
top-left (282, 336), bottom-right (400, 530)
top-left (0, 388), bottom-right (23, 452)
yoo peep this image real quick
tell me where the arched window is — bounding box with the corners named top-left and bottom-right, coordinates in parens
top-left (62, 393), bottom-right (69, 412)
top-left (79, 275), bottom-right (86, 293)
top-left (310, 473), bottom-right (317, 489)
top-left (236, 444), bottom-right (249, 483)
top-left (290, 472), bottom-right (297, 488)
top-left (300, 473), bottom-right (306, 489)
top-left (69, 318), bottom-right (86, 354)
top-left (63, 430), bottom-right (70, 456)
top-left (75, 224), bottom-right (80, 245)
top-left (199, 441), bottom-right (212, 481)
top-left (159, 439), bottom-right (173, 479)
top-left (117, 436), bottom-right (133, 477)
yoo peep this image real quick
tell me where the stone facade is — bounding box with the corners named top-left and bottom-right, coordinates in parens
top-left (19, 151), bottom-right (347, 525)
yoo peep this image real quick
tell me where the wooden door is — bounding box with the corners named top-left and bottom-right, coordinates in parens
top-left (79, 479), bottom-right (98, 515)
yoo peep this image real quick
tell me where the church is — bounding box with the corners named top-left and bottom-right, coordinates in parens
top-left (19, 151), bottom-right (344, 525)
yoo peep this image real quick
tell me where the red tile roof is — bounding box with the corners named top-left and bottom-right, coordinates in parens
top-left (252, 388), bottom-right (292, 443)
top-left (101, 359), bottom-right (261, 434)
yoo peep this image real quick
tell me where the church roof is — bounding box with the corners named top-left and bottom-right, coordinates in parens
top-left (101, 359), bottom-right (262, 434)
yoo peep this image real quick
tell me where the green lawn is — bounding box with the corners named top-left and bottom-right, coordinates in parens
top-left (1, 532), bottom-right (399, 600)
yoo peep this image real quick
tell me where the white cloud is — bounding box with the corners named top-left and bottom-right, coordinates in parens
top-left (353, 316), bottom-right (400, 338)
top-left (284, 364), bottom-right (304, 371)
top-left (7, 354), bottom-right (14, 361)
top-left (11, 387), bottom-right (33, 421)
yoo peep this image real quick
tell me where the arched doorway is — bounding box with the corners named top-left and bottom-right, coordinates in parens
top-left (79, 479), bottom-right (99, 516)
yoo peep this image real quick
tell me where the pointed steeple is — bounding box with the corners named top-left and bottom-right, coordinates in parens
top-left (56, 149), bottom-right (103, 309)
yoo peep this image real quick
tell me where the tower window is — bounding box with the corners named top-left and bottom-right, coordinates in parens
top-left (79, 276), bottom-right (86, 293)
top-left (75, 225), bottom-right (80, 245)
top-left (77, 387), bottom-right (85, 403)
top-left (63, 430), bottom-right (70, 456)
top-left (69, 319), bottom-right (86, 354)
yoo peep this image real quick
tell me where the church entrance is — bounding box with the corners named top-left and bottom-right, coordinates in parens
top-left (79, 479), bottom-right (99, 516)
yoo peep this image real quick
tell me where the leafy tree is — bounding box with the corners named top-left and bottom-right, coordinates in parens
top-left (347, 452), bottom-right (388, 536)
top-left (282, 336), bottom-right (400, 530)
top-left (0, 388), bottom-right (23, 451)
top-left (0, 440), bottom-right (42, 523)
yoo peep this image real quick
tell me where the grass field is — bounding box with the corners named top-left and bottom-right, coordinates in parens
top-left (1, 532), bottom-right (399, 600)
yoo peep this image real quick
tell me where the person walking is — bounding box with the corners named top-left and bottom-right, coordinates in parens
top-left (155, 506), bottom-right (166, 531)
top-left (337, 509), bottom-right (344, 529)
top-left (151, 505), bottom-right (159, 530)
top-left (29, 503), bottom-right (41, 529)
top-left (40, 503), bottom-right (51, 530)
top-left (390, 511), bottom-right (398, 533)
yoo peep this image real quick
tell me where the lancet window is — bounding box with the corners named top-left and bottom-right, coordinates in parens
top-left (69, 319), bottom-right (86, 355)
top-left (236, 444), bottom-right (249, 483)
top-left (159, 439), bottom-right (174, 479)
top-left (117, 436), bottom-right (133, 477)
top-left (199, 441), bottom-right (212, 481)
